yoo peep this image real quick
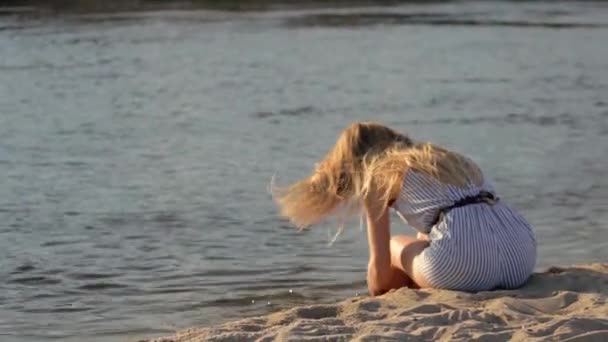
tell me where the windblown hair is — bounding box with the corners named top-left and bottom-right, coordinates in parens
top-left (273, 122), bottom-right (482, 228)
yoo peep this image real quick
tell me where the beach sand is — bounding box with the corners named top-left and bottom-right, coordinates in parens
top-left (143, 263), bottom-right (608, 342)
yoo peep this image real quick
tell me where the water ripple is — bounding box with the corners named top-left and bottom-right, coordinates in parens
top-left (9, 276), bottom-right (62, 286)
top-left (284, 12), bottom-right (608, 29)
top-left (402, 112), bottom-right (593, 130)
top-left (22, 306), bottom-right (92, 314)
top-left (78, 283), bottom-right (130, 291)
top-left (67, 272), bottom-right (121, 280)
top-left (251, 105), bottom-right (320, 119)
top-left (11, 264), bottom-right (36, 274)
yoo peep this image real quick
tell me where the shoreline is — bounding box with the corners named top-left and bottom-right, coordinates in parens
top-left (141, 263), bottom-right (608, 342)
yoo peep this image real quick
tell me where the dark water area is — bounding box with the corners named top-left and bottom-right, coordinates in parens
top-left (1, 1), bottom-right (607, 341)
top-left (0, 0), bottom-right (457, 14)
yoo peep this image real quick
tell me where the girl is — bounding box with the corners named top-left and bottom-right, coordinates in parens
top-left (274, 122), bottom-right (536, 296)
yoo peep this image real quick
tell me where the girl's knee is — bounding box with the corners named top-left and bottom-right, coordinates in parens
top-left (389, 235), bottom-right (415, 257)
top-left (389, 236), bottom-right (429, 269)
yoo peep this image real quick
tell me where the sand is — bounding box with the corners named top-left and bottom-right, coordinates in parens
top-left (142, 263), bottom-right (608, 342)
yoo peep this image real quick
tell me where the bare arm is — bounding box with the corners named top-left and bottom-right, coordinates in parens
top-left (365, 204), bottom-right (412, 296)
top-left (365, 207), bottom-right (392, 294)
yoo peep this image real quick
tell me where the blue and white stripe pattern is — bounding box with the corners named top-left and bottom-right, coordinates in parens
top-left (393, 170), bottom-right (537, 291)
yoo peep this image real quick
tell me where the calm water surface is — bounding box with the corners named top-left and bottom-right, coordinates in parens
top-left (1, 1), bottom-right (607, 341)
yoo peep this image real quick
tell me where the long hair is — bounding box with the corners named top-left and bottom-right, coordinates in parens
top-left (272, 122), bottom-right (482, 229)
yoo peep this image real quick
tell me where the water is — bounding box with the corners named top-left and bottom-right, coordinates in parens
top-left (1, 1), bottom-right (607, 341)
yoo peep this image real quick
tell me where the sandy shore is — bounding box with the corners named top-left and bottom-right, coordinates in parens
top-left (143, 263), bottom-right (608, 342)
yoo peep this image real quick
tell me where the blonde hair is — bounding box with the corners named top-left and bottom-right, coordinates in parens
top-left (272, 122), bottom-right (482, 229)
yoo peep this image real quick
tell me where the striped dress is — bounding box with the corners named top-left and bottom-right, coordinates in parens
top-left (392, 170), bottom-right (537, 291)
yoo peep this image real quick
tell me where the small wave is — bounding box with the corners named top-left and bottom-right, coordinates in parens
top-left (0, 61), bottom-right (100, 72)
top-left (280, 264), bottom-right (318, 276)
top-left (116, 264), bottom-right (162, 272)
top-left (434, 77), bottom-right (511, 85)
top-left (67, 272), bottom-right (121, 280)
top-left (40, 239), bottom-right (85, 247)
top-left (63, 161), bottom-right (88, 167)
top-left (146, 286), bottom-right (202, 295)
top-left (0, 24), bottom-right (31, 32)
top-left (563, 215), bottom-right (586, 223)
top-left (9, 276), bottom-right (62, 285)
top-left (78, 282), bottom-right (129, 290)
top-left (137, 245), bottom-right (161, 252)
top-left (96, 210), bottom-right (189, 230)
top-left (251, 106), bottom-right (320, 119)
top-left (205, 212), bottom-right (243, 229)
top-left (405, 112), bottom-right (582, 129)
top-left (11, 264), bottom-right (36, 274)
top-left (205, 268), bottom-right (269, 277)
top-left (23, 306), bottom-right (92, 314)
top-left (123, 234), bottom-right (149, 240)
top-left (283, 12), bottom-right (608, 29)
top-left (0, 6), bottom-right (37, 16)
top-left (151, 212), bottom-right (188, 228)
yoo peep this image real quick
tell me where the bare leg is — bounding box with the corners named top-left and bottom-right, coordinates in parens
top-left (390, 235), bottom-right (432, 288)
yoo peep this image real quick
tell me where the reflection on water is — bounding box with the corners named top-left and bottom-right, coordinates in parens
top-left (1, 1), bottom-right (607, 342)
